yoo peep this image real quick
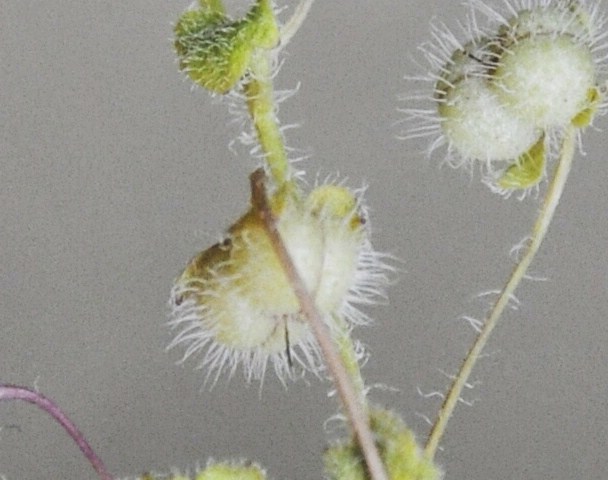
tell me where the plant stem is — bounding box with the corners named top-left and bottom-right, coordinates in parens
top-left (245, 10), bottom-right (379, 474)
top-left (0, 384), bottom-right (114, 480)
top-left (250, 170), bottom-right (388, 480)
top-left (332, 313), bottom-right (367, 402)
top-left (424, 125), bottom-right (577, 460)
top-left (279, 0), bottom-right (316, 49)
top-left (244, 52), bottom-right (290, 187)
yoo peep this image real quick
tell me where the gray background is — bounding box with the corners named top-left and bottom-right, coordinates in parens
top-left (2, 1), bottom-right (608, 479)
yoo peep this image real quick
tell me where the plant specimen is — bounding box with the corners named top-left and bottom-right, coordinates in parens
top-left (401, 0), bottom-right (607, 459)
top-left (1, 0), bottom-right (606, 479)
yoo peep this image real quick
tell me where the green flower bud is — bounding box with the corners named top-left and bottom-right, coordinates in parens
top-left (195, 462), bottom-right (266, 480)
top-left (174, 0), bottom-right (279, 93)
top-left (138, 461), bottom-right (266, 480)
top-left (324, 408), bottom-right (442, 480)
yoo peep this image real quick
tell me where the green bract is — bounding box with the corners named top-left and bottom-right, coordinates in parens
top-left (497, 134), bottom-right (546, 190)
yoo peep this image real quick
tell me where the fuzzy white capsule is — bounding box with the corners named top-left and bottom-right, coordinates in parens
top-left (491, 1), bottom-right (599, 128)
top-left (403, 0), bottom-right (606, 192)
top-left (439, 75), bottom-right (542, 162)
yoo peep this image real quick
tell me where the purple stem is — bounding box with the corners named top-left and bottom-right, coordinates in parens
top-left (0, 384), bottom-right (114, 480)
top-left (249, 170), bottom-right (389, 480)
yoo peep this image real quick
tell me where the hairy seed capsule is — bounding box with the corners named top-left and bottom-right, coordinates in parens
top-left (438, 76), bottom-right (541, 162)
top-left (168, 184), bottom-right (388, 383)
top-left (492, 35), bottom-right (596, 128)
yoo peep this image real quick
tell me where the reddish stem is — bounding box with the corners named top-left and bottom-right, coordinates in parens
top-left (249, 170), bottom-right (389, 480)
top-left (0, 384), bottom-right (114, 480)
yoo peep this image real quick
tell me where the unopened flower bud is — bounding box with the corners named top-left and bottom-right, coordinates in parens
top-left (324, 408), bottom-right (442, 480)
top-left (174, 0), bottom-right (279, 94)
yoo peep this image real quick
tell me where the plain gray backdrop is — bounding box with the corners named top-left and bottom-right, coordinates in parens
top-left (2, 1), bottom-right (608, 479)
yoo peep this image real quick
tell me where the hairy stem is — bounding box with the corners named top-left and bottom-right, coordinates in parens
top-left (250, 170), bottom-right (388, 480)
top-left (424, 125), bottom-right (577, 459)
top-left (244, 51), bottom-right (290, 186)
top-left (0, 384), bottom-right (114, 480)
top-left (279, 0), bottom-right (316, 48)
top-left (332, 313), bottom-right (366, 402)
